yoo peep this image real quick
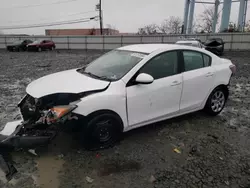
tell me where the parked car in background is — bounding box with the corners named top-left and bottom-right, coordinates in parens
top-left (6, 39), bottom-right (33, 52)
top-left (203, 38), bottom-right (225, 56)
top-left (176, 39), bottom-right (204, 49)
top-left (27, 40), bottom-right (56, 52)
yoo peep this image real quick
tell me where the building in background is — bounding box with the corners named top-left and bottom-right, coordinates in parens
top-left (45, 28), bottom-right (119, 36)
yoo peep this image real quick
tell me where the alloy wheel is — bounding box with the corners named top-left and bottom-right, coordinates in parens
top-left (211, 91), bottom-right (225, 112)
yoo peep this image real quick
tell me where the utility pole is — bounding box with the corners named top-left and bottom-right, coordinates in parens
top-left (98, 0), bottom-right (103, 35)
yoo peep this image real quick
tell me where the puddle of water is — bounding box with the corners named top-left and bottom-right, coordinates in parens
top-left (34, 155), bottom-right (64, 188)
top-left (98, 160), bottom-right (141, 176)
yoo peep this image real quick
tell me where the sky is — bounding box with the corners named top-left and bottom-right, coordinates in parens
top-left (0, 0), bottom-right (249, 35)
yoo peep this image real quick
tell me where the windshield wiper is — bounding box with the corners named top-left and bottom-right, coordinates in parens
top-left (83, 72), bottom-right (111, 81)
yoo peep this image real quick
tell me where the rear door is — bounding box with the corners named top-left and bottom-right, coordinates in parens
top-left (180, 50), bottom-right (215, 112)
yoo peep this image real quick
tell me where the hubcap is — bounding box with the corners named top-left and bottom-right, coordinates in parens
top-left (96, 120), bottom-right (112, 142)
top-left (211, 91), bottom-right (225, 112)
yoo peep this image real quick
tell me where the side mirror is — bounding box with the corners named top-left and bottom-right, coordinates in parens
top-left (135, 73), bottom-right (154, 84)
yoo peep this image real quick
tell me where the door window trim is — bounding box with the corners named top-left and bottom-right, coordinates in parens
top-left (180, 50), bottom-right (212, 73)
top-left (126, 50), bottom-right (183, 87)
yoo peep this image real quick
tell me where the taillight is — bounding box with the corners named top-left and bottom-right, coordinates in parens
top-left (229, 64), bottom-right (236, 75)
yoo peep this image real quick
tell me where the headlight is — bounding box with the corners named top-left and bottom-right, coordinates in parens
top-left (46, 105), bottom-right (77, 124)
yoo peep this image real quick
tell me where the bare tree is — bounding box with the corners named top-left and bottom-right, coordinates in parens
top-left (245, 20), bottom-right (250, 32)
top-left (159, 16), bottom-right (182, 34)
top-left (197, 6), bottom-right (220, 33)
top-left (138, 24), bottom-right (159, 35)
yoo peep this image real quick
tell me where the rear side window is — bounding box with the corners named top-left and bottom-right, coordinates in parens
top-left (183, 51), bottom-right (203, 71)
top-left (203, 54), bottom-right (211, 67)
top-left (183, 51), bottom-right (211, 71)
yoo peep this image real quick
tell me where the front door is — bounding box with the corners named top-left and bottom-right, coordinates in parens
top-left (126, 50), bottom-right (183, 127)
top-left (180, 50), bottom-right (215, 112)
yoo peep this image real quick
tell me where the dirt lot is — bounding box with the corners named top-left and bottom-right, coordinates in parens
top-left (0, 50), bottom-right (250, 188)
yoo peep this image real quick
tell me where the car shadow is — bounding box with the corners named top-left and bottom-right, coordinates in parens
top-left (123, 110), bottom-right (216, 139)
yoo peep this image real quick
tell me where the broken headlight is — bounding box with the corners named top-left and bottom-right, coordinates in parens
top-left (45, 105), bottom-right (77, 124)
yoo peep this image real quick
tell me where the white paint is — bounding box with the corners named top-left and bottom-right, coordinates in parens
top-left (0, 120), bottom-right (22, 136)
top-left (180, 66), bottom-right (215, 111)
top-left (135, 73), bottom-right (154, 84)
top-left (26, 69), bottom-right (110, 98)
top-left (22, 44), bottom-right (233, 133)
top-left (127, 74), bottom-right (182, 126)
top-left (118, 44), bottom-right (210, 54)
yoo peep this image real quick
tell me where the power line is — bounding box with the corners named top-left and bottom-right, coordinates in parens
top-left (1, 0), bottom-right (79, 9)
top-left (5, 10), bottom-right (98, 24)
top-left (0, 17), bottom-right (97, 30)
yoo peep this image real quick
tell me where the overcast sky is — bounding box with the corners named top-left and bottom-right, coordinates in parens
top-left (0, 0), bottom-right (249, 35)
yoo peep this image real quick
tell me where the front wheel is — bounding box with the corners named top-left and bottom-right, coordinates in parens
top-left (205, 88), bottom-right (227, 116)
top-left (81, 113), bottom-right (122, 150)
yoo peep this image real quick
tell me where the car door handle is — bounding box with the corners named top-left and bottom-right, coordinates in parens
top-left (206, 72), bottom-right (214, 77)
top-left (171, 81), bottom-right (181, 86)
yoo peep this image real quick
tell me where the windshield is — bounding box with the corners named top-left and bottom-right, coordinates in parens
top-left (78, 50), bottom-right (147, 81)
top-left (13, 40), bottom-right (23, 44)
top-left (31, 40), bottom-right (42, 44)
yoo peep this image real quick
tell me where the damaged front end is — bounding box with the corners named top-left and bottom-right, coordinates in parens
top-left (0, 93), bottom-right (80, 181)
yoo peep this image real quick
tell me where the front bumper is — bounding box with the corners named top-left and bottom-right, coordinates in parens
top-left (0, 93), bottom-right (81, 181)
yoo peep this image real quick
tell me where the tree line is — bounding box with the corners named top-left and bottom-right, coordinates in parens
top-left (138, 7), bottom-right (250, 35)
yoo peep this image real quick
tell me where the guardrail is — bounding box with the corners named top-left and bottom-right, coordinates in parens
top-left (0, 33), bottom-right (250, 50)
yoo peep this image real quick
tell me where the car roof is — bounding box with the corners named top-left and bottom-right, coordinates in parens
top-left (118, 44), bottom-right (202, 54)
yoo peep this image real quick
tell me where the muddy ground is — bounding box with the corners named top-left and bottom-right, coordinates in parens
top-left (0, 50), bottom-right (249, 188)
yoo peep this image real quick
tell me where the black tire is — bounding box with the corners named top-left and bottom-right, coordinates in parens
top-left (81, 113), bottom-right (122, 150)
top-left (38, 47), bottom-right (42, 52)
top-left (204, 87), bottom-right (227, 116)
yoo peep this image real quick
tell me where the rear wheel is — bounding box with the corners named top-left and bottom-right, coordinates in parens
top-left (81, 113), bottom-right (122, 150)
top-left (205, 87), bottom-right (227, 116)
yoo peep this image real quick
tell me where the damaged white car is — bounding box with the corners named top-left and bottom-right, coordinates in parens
top-left (0, 44), bottom-right (236, 180)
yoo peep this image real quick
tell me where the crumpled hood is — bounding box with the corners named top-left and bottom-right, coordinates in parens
top-left (26, 69), bottom-right (110, 98)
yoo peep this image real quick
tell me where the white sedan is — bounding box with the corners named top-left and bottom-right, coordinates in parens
top-left (1, 44), bottom-right (236, 152)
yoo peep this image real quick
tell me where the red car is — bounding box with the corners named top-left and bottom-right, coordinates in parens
top-left (27, 40), bottom-right (56, 52)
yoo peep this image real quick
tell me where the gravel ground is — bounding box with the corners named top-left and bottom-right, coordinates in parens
top-left (0, 50), bottom-right (250, 188)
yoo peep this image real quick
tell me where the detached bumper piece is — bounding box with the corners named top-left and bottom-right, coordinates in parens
top-left (0, 147), bottom-right (17, 182)
top-left (0, 94), bottom-right (78, 181)
top-left (0, 120), bottom-right (57, 181)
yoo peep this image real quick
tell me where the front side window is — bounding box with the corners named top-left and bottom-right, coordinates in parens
top-left (183, 51), bottom-right (204, 71)
top-left (139, 51), bottom-right (178, 80)
top-left (78, 50), bottom-right (147, 81)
